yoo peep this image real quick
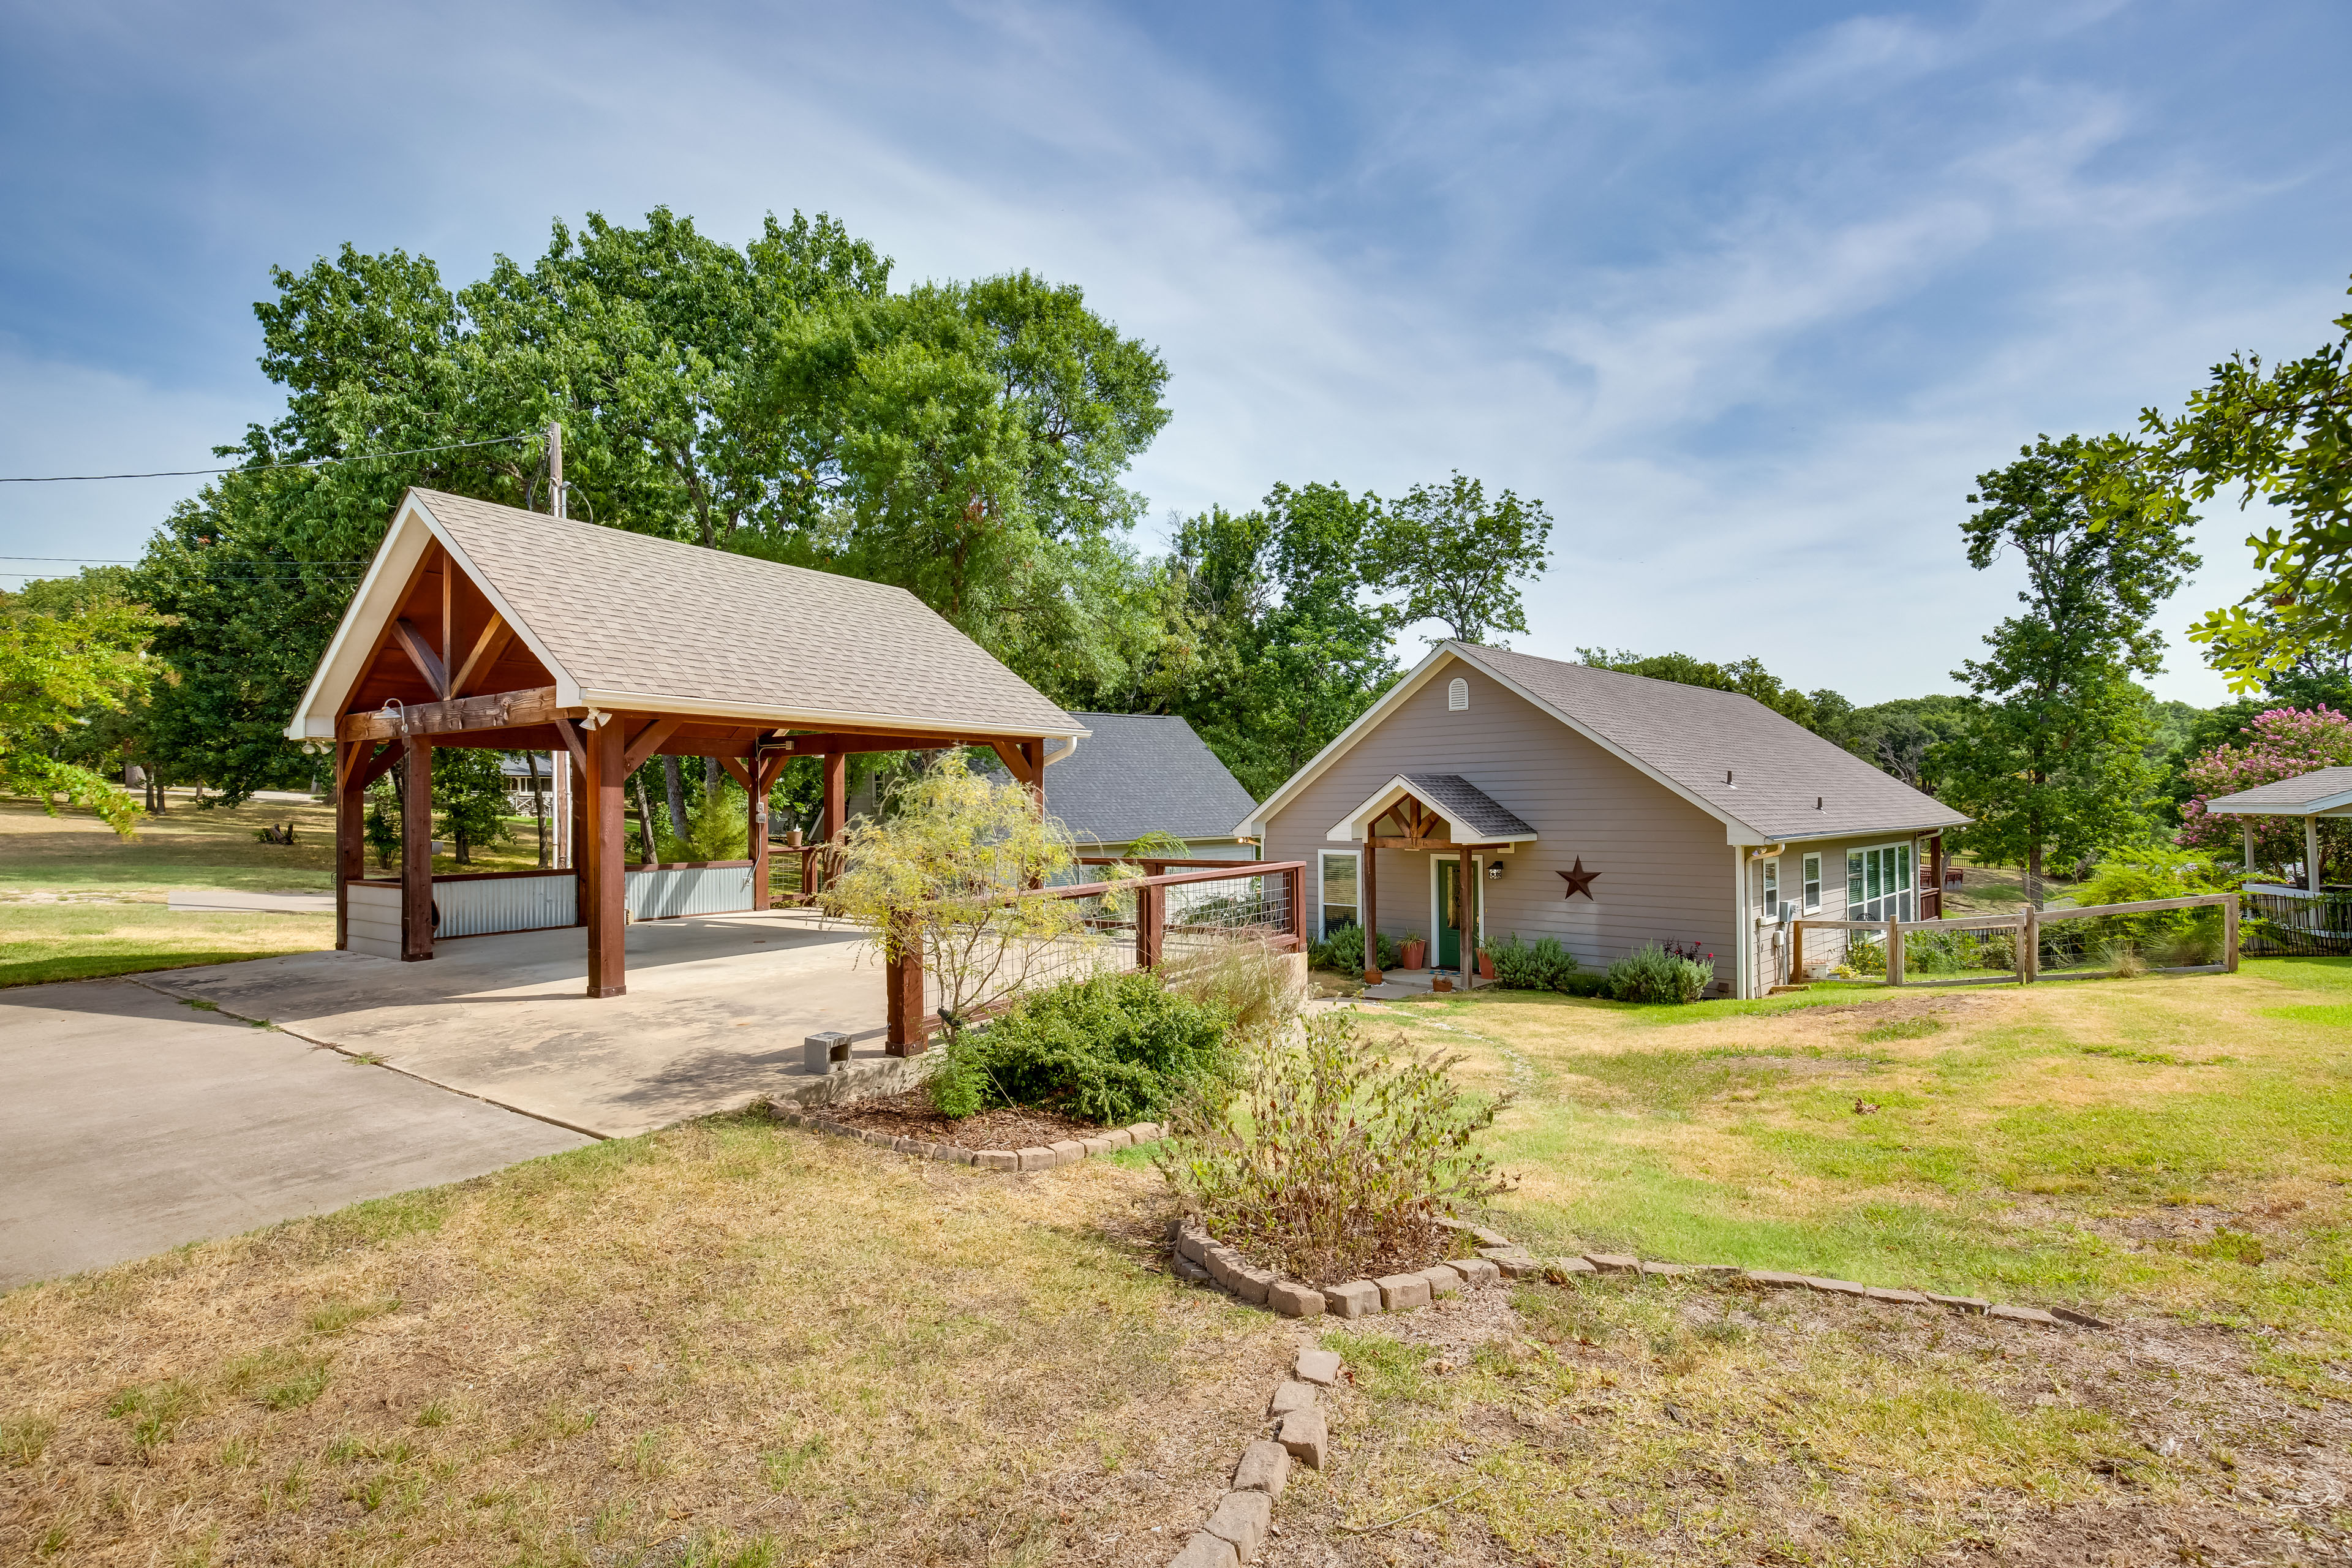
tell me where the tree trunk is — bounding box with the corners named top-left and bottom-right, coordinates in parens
top-left (2026, 840), bottom-right (2044, 911)
top-left (704, 755), bottom-right (721, 792)
top-left (663, 756), bottom-right (689, 840)
top-left (634, 773), bottom-right (662, 867)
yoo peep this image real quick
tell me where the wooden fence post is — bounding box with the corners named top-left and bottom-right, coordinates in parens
top-left (1136, 879), bottom-right (1164, 970)
top-left (2224, 893), bottom-right (2240, 973)
top-left (1885, 916), bottom-right (1904, 987)
top-left (1286, 864), bottom-right (1305, 951)
top-left (2022, 905), bottom-right (2040, 983)
top-left (1790, 921), bottom-right (1804, 984)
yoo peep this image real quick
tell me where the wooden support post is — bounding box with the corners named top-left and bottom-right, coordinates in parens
top-left (885, 916), bottom-right (925, 1055)
top-left (1460, 845), bottom-right (1474, 986)
top-left (821, 752), bottom-right (846, 894)
top-left (2224, 893), bottom-right (2240, 974)
top-left (2243, 820), bottom-right (2256, 877)
top-left (747, 747), bottom-right (771, 912)
top-left (2307, 813), bottom-right (2322, 892)
top-left (401, 741), bottom-right (434, 962)
top-left (1137, 880), bottom-right (1165, 970)
top-left (2022, 905), bottom-right (2040, 984)
top-left (584, 718), bottom-right (628, 997)
top-left (1362, 833), bottom-right (1381, 983)
top-left (1884, 915), bottom-right (1902, 987)
top-left (1790, 919), bottom-right (1804, 985)
top-left (335, 742), bottom-right (363, 950)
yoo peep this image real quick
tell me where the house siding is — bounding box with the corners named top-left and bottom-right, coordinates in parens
top-left (1262, 660), bottom-right (1740, 984)
top-left (1745, 831), bottom-right (1947, 986)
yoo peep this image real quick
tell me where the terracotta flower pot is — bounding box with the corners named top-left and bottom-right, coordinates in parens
top-left (1401, 940), bottom-right (1427, 970)
top-left (1477, 950), bottom-right (1496, 981)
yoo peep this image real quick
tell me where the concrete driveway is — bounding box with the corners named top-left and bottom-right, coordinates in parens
top-left (132, 909), bottom-right (933, 1139)
top-left (0, 979), bottom-right (590, 1291)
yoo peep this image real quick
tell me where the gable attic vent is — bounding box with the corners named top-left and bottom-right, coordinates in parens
top-left (1448, 677), bottom-right (1468, 712)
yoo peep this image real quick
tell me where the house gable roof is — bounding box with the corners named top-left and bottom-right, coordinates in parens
top-left (2203, 766), bottom-right (2352, 816)
top-left (1329, 774), bottom-right (1537, 843)
top-left (1241, 641), bottom-right (1968, 846)
top-left (288, 489), bottom-right (1085, 742)
top-left (1036, 712), bottom-right (1258, 847)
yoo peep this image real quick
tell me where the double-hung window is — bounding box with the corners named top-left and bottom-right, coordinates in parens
top-left (1802, 853), bottom-right (1823, 913)
top-left (1845, 842), bottom-right (1915, 922)
top-left (1319, 851), bottom-right (1360, 939)
top-left (1762, 858), bottom-right (1779, 918)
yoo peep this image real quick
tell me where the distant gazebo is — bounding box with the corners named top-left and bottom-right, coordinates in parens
top-left (2201, 767), bottom-right (2352, 889)
top-left (285, 487), bottom-right (1087, 1041)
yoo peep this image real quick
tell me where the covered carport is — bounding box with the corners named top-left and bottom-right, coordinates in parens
top-left (284, 484), bottom-right (1087, 1050)
top-left (2203, 766), bottom-right (2352, 889)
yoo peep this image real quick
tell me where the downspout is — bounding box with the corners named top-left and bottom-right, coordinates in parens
top-left (1741, 845), bottom-right (1784, 1000)
top-left (1733, 848), bottom-right (1751, 1000)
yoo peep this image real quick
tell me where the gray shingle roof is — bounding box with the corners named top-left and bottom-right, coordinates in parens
top-left (1395, 774), bottom-right (1535, 840)
top-left (2202, 767), bottom-right (2352, 813)
top-left (1039, 714), bottom-right (1258, 848)
top-left (415, 489), bottom-right (1080, 737)
top-left (1461, 644), bottom-right (1969, 842)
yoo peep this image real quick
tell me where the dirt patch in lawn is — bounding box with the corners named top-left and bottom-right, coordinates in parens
top-left (1269, 1275), bottom-right (2352, 1567)
top-left (821, 1087), bottom-right (1112, 1148)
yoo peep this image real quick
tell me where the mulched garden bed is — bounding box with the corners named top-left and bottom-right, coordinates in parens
top-left (822, 1088), bottom-right (1107, 1152)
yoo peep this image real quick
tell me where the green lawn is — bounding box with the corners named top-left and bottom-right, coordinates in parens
top-left (0, 903), bottom-right (333, 987)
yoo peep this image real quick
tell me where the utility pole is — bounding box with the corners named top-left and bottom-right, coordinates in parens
top-left (548, 421), bottom-right (565, 520)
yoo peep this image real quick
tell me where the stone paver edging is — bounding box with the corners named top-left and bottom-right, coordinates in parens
top-left (1167, 1344), bottom-right (1340, 1568)
top-left (1171, 1215), bottom-right (2108, 1332)
top-left (766, 1103), bottom-right (1162, 1172)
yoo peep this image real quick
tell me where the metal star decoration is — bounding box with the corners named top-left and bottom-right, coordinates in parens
top-left (1558, 858), bottom-right (1600, 899)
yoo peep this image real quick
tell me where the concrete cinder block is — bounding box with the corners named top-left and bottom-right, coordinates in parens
top-left (1168, 1531), bottom-right (1238, 1568)
top-left (1926, 1292), bottom-right (1989, 1314)
top-left (1268, 1280), bottom-right (1324, 1318)
top-left (1128, 1122), bottom-right (1163, 1142)
top-left (1544, 1256), bottom-right (1596, 1280)
top-left (1639, 1261), bottom-right (1691, 1278)
top-left (1807, 1277), bottom-right (1869, 1299)
top-left (2052, 1306), bottom-right (2112, 1330)
top-left (1374, 1273), bottom-right (1431, 1311)
top-left (1232, 1439), bottom-right (1291, 1498)
top-left (1987, 1303), bottom-right (2062, 1327)
top-left (1203, 1488), bottom-right (1273, 1562)
top-left (1230, 1265), bottom-right (1275, 1305)
top-left (1080, 1136), bottom-right (1116, 1156)
top-left (1420, 1264), bottom-right (1463, 1297)
top-left (1177, 1229), bottom-right (1212, 1264)
top-left (1172, 1254), bottom-right (1212, 1283)
top-left (1450, 1257), bottom-right (1501, 1288)
top-left (1745, 1269), bottom-right (1811, 1290)
top-left (1294, 1348), bottom-right (1342, 1385)
top-left (1276, 1408), bottom-right (1327, 1469)
top-left (1267, 1379), bottom-right (1317, 1417)
top-left (1866, 1286), bottom-right (1932, 1306)
top-left (1490, 1251), bottom-right (1544, 1279)
top-left (1015, 1146), bottom-right (1054, 1171)
top-left (1325, 1280), bottom-right (1381, 1318)
top-left (1204, 1248), bottom-right (1240, 1289)
top-left (1102, 1127), bottom-right (1135, 1150)
top-left (802, 1030), bottom-right (851, 1075)
top-left (1048, 1139), bottom-right (1086, 1166)
top-left (1584, 1253), bottom-right (1640, 1273)
top-left (974, 1149), bottom-right (1018, 1171)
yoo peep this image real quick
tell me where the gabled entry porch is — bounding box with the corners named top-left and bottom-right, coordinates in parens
top-left (1327, 773), bottom-right (1536, 987)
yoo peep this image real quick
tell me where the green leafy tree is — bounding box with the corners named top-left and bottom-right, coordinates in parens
top-left (1368, 472), bottom-right (1553, 645)
top-left (1929, 435), bottom-right (2199, 897)
top-left (0, 587), bottom-right (156, 836)
top-left (2132, 279), bottom-right (2352, 687)
top-left (431, 748), bottom-right (511, 864)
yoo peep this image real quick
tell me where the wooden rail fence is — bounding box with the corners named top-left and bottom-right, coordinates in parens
top-left (1790, 892), bottom-right (2241, 989)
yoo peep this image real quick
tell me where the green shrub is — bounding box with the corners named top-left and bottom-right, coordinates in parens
top-left (929, 970), bottom-right (1233, 1126)
top-left (1309, 921), bottom-right (1401, 973)
top-left (1559, 971), bottom-right (1613, 998)
top-left (681, 783), bottom-right (748, 861)
top-left (1605, 941), bottom-right (1714, 1004)
top-left (1487, 932), bottom-right (1578, 992)
top-left (1159, 1009), bottom-right (1509, 1283)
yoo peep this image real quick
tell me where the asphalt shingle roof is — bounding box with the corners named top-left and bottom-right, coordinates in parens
top-left (1395, 773), bottom-right (1535, 839)
top-left (2202, 767), bottom-right (2352, 813)
top-left (415, 489), bottom-right (1080, 737)
top-left (1460, 644), bottom-right (1969, 842)
top-left (1041, 713), bottom-right (1258, 848)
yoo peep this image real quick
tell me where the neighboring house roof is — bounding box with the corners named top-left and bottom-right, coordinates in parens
top-left (2203, 767), bottom-right (2352, 816)
top-left (1330, 774), bottom-right (1537, 843)
top-left (287, 489), bottom-right (1085, 743)
top-left (1035, 713), bottom-right (1259, 847)
top-left (1242, 641), bottom-right (1969, 847)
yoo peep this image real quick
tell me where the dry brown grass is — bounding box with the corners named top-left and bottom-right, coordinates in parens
top-left (0, 1116), bottom-right (1308, 1566)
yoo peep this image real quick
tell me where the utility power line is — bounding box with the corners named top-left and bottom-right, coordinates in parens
top-left (0, 431), bottom-right (531, 484)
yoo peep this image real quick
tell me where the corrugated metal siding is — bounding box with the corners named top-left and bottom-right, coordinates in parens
top-left (435, 873), bottom-right (579, 937)
top-left (1260, 663), bottom-right (1738, 974)
top-left (627, 864), bottom-right (755, 919)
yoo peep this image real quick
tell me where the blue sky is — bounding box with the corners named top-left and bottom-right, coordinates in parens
top-left (3, 0), bottom-right (2347, 705)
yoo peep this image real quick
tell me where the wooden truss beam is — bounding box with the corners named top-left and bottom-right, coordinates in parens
top-left (621, 715), bottom-right (684, 776)
top-left (765, 731), bottom-right (984, 756)
top-left (339, 685), bottom-right (560, 742)
top-left (447, 612), bottom-right (513, 698)
top-left (391, 617), bottom-right (448, 698)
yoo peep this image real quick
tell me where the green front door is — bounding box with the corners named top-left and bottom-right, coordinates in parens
top-left (1437, 859), bottom-right (1479, 970)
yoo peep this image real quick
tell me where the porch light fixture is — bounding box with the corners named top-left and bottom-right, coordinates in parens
top-left (582, 708), bottom-right (612, 730)
top-left (1486, 860), bottom-right (1505, 881)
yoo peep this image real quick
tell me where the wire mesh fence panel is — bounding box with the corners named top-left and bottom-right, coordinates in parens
top-left (2037, 905), bottom-right (2233, 976)
top-left (1899, 923), bottom-right (2020, 983)
top-left (2242, 891), bottom-right (2352, 957)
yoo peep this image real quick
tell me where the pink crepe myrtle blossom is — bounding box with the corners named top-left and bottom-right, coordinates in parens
top-left (2176, 706), bottom-right (2352, 878)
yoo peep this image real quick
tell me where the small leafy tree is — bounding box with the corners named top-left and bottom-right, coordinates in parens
top-left (1369, 472), bottom-right (1553, 645)
top-left (682, 781), bottom-right (749, 861)
top-left (1158, 1010), bottom-right (1509, 1283)
top-left (431, 747), bottom-right (511, 865)
top-left (820, 751), bottom-right (1082, 1031)
top-left (0, 589), bottom-right (156, 837)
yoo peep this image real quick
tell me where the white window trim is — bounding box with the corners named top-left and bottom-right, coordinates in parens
top-left (1318, 849), bottom-right (1362, 940)
top-left (1802, 852), bottom-right (1823, 913)
top-left (1762, 855), bottom-right (1781, 919)
top-left (1845, 840), bottom-right (1917, 924)
top-left (1427, 854), bottom-right (1487, 963)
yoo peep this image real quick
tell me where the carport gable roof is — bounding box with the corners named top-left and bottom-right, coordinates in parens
top-left (1243, 641), bottom-right (1967, 846)
top-left (2203, 766), bottom-right (2352, 816)
top-left (288, 488), bottom-right (1085, 742)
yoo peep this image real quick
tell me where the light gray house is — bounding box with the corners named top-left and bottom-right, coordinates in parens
top-left (1238, 643), bottom-right (1969, 998)
top-left (1041, 712), bottom-right (1259, 861)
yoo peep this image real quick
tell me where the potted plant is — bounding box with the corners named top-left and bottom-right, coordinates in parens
top-left (1476, 948), bottom-right (1496, 981)
top-left (1401, 932), bottom-right (1427, 970)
